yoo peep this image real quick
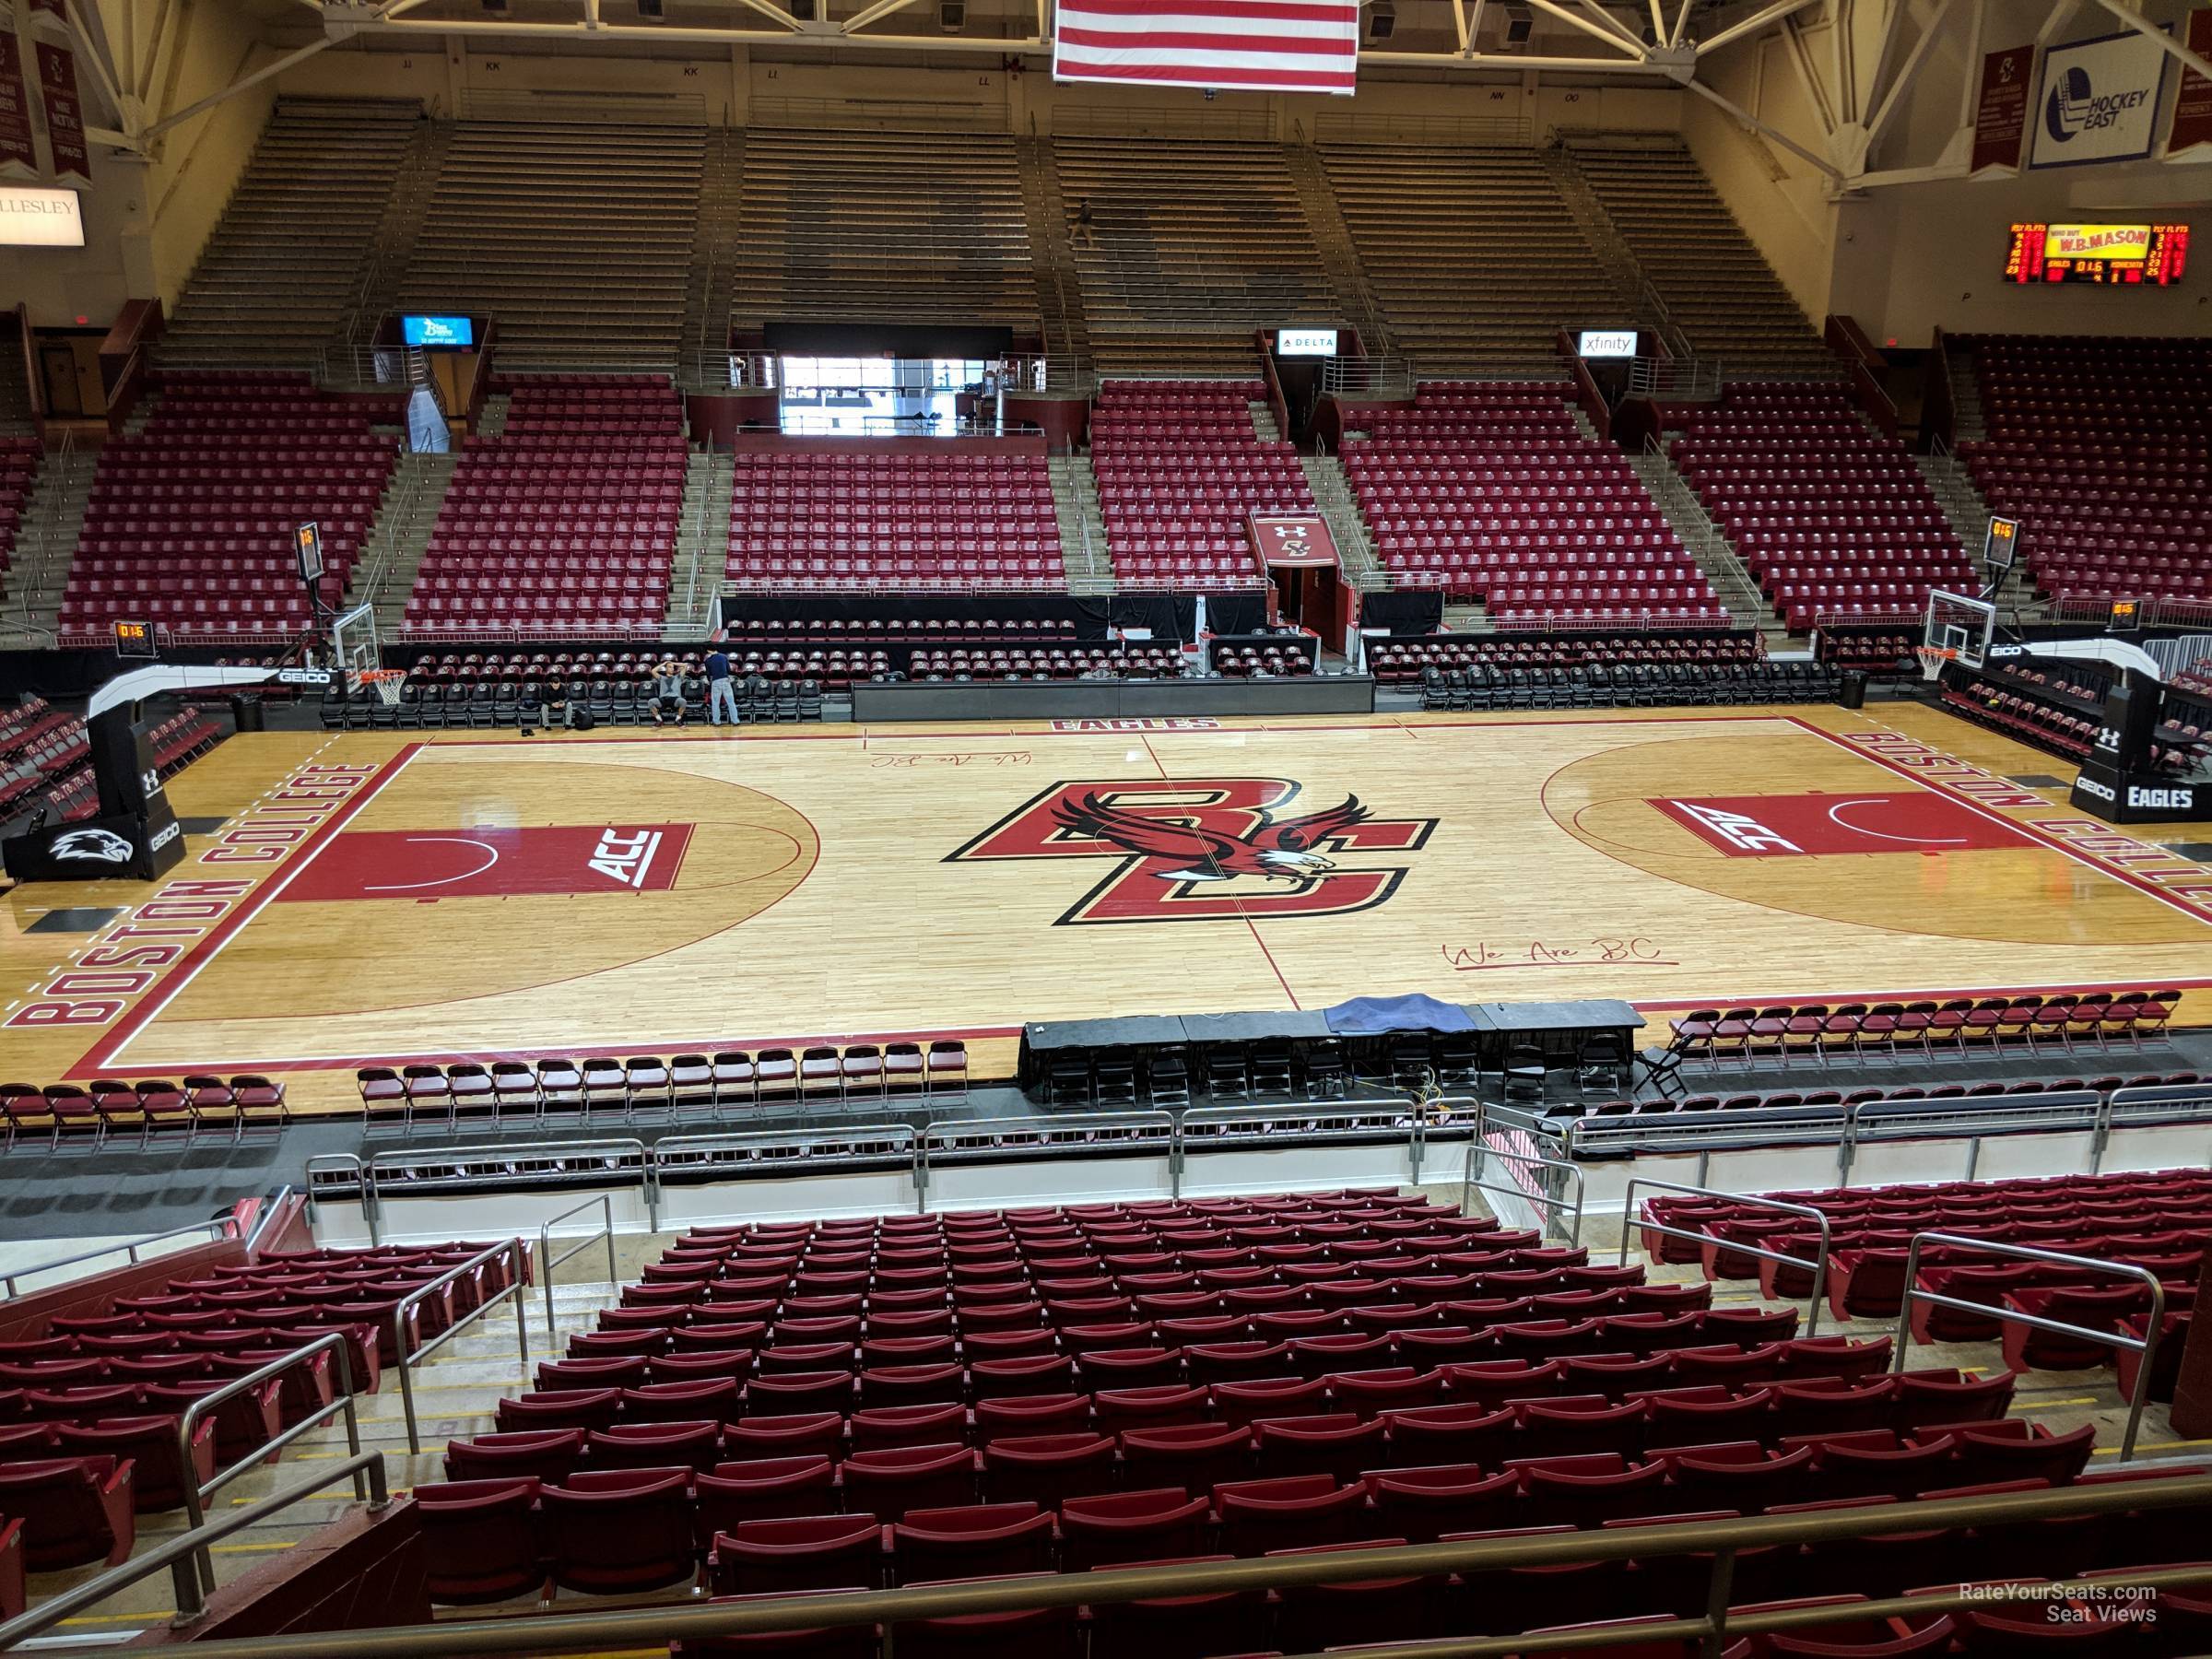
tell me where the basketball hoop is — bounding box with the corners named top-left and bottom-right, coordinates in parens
top-left (1915, 645), bottom-right (1959, 683)
top-left (352, 667), bottom-right (407, 708)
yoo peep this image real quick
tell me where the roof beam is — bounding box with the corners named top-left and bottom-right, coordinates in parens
top-left (2091, 0), bottom-right (2212, 86)
top-left (1687, 74), bottom-right (1848, 177)
top-left (841, 0), bottom-right (923, 32)
top-left (1779, 13), bottom-right (1838, 135)
top-left (1518, 0), bottom-right (1647, 57)
top-left (1864, 0), bottom-right (1954, 150)
top-left (1695, 0), bottom-right (1823, 56)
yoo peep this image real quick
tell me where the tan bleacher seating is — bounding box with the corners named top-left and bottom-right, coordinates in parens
top-left (399, 121), bottom-right (703, 371)
top-left (1318, 142), bottom-right (1626, 371)
top-left (1568, 140), bottom-right (1830, 371)
top-left (161, 99), bottom-right (421, 367)
top-left (730, 128), bottom-right (1039, 331)
top-left (1052, 136), bottom-right (1336, 375)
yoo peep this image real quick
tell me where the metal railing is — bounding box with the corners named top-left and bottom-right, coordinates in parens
top-left (391, 1238), bottom-right (534, 1453)
top-left (310, 1140), bottom-right (653, 1244)
top-left (920, 1112), bottom-right (1174, 1208)
top-left (1627, 355), bottom-right (1722, 399)
top-left (178, 1333), bottom-right (374, 1590)
top-left (1620, 1177), bottom-right (1833, 1338)
top-left (537, 1194), bottom-right (619, 1341)
top-left (1892, 1230), bottom-right (2169, 1461)
top-left (1, 1217), bottom-right (240, 1298)
top-left (1458, 1104), bottom-right (1586, 1246)
top-left (90, 1478), bottom-right (2212, 1659)
top-left (0, 1446), bottom-right (390, 1644)
top-left (1321, 356), bottom-right (1413, 398)
top-left (1555, 1086), bottom-right (2192, 1186)
top-left (243, 1184), bottom-right (298, 1253)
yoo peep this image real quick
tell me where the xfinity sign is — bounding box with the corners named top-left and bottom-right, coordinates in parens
top-left (1577, 330), bottom-right (1639, 359)
top-left (0, 187), bottom-right (85, 248)
top-left (2033, 30), bottom-right (2171, 167)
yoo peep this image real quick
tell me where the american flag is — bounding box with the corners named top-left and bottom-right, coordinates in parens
top-left (1052, 0), bottom-right (1360, 95)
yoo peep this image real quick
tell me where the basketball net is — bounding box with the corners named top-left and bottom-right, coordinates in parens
top-left (353, 668), bottom-right (408, 707)
top-left (1915, 645), bottom-right (1958, 683)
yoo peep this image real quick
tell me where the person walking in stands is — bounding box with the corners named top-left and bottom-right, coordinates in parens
top-left (1071, 196), bottom-right (1097, 248)
top-left (705, 638), bottom-right (738, 727)
top-left (650, 659), bottom-right (687, 727)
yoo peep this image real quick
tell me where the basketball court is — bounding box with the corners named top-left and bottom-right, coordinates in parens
top-left (5, 700), bottom-right (2207, 1112)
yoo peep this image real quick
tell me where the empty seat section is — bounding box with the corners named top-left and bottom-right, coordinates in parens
top-left (731, 128), bottom-right (1040, 332)
top-left (398, 119), bottom-right (703, 371)
top-left (58, 372), bottom-right (400, 644)
top-left (159, 98), bottom-right (421, 367)
top-left (405, 376), bottom-right (687, 635)
top-left (1053, 136), bottom-right (1338, 375)
top-left (1343, 381), bottom-right (1723, 624)
top-left (724, 449), bottom-right (1065, 592)
top-left (1669, 382), bottom-right (1974, 632)
top-left (1317, 139), bottom-right (1625, 371)
top-left (1566, 138), bottom-right (1830, 371)
top-left (1957, 334), bottom-right (2212, 604)
top-left (1091, 381), bottom-right (1311, 589)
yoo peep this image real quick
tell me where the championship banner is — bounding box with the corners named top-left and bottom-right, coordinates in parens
top-left (2031, 29), bottom-right (2170, 169)
top-left (33, 38), bottom-right (85, 180)
top-left (1970, 44), bottom-right (2034, 172)
top-left (0, 27), bottom-right (36, 181)
top-left (2170, 9), bottom-right (2212, 155)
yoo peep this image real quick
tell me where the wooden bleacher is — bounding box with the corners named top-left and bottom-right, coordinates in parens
top-left (159, 99), bottom-right (421, 368)
top-left (1317, 141), bottom-right (1627, 371)
top-left (728, 127), bottom-right (1040, 333)
top-left (397, 120), bottom-right (704, 371)
top-left (1052, 135), bottom-right (1337, 375)
top-left (1567, 138), bottom-right (1831, 372)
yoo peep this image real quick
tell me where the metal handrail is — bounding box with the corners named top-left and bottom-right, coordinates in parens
top-left (243, 1184), bottom-right (297, 1254)
top-left (1620, 1177), bottom-right (1833, 1339)
top-left (0, 1218), bottom-right (240, 1298)
top-left (392, 1238), bottom-right (533, 1453)
top-left (177, 1333), bottom-right (374, 1591)
top-left (537, 1194), bottom-right (618, 1341)
top-left (364, 1138), bottom-right (653, 1240)
top-left (0, 1449), bottom-right (389, 1645)
top-left (919, 1112), bottom-right (1171, 1208)
top-left (1891, 1230), bottom-right (2170, 1461)
top-left (303, 1153), bottom-right (367, 1234)
top-left (1458, 1103), bottom-right (1585, 1246)
top-left (100, 1477), bottom-right (2212, 1659)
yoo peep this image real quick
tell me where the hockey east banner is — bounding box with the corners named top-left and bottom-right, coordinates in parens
top-left (2171, 9), bottom-right (2212, 155)
top-left (0, 28), bottom-right (35, 181)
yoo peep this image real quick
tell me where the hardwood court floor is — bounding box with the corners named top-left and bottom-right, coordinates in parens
top-left (5, 701), bottom-right (2207, 1114)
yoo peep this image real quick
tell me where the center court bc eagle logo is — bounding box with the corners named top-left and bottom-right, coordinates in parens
top-left (947, 778), bottom-right (1438, 925)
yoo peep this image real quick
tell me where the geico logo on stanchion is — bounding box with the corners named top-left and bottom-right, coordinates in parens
top-left (148, 821), bottom-right (181, 852)
top-left (2075, 775), bottom-right (2118, 803)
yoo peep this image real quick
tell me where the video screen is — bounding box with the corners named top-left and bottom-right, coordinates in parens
top-left (402, 314), bottom-right (474, 347)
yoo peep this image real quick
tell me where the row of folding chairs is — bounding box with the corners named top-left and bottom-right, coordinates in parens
top-left (356, 1045), bottom-right (970, 1132)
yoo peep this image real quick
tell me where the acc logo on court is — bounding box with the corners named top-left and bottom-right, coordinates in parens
top-left (947, 779), bottom-right (1437, 925)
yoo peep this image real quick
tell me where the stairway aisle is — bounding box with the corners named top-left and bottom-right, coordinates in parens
top-left (665, 444), bottom-right (734, 635)
top-left (362, 453), bottom-right (458, 640)
top-left (1049, 453), bottom-right (1114, 592)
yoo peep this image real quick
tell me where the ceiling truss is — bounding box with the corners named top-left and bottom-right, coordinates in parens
top-left (61, 0), bottom-right (2212, 200)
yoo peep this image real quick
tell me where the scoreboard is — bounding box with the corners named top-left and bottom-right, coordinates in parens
top-left (2005, 223), bottom-right (2189, 285)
